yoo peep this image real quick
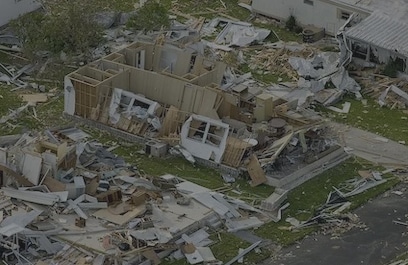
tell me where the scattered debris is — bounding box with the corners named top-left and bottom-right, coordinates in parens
top-left (0, 127), bottom-right (274, 264)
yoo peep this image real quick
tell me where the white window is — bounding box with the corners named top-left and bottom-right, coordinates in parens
top-left (304, 0), bottom-right (314, 5)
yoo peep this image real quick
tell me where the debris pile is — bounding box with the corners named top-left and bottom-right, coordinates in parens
top-left (247, 41), bottom-right (316, 81)
top-left (0, 127), bottom-right (270, 264)
top-left (283, 171), bottom-right (386, 234)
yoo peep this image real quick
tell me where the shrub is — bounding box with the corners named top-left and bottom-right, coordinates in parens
top-left (286, 15), bottom-right (297, 31)
top-left (127, 0), bottom-right (170, 32)
top-left (382, 58), bottom-right (400, 78)
top-left (11, 0), bottom-right (103, 58)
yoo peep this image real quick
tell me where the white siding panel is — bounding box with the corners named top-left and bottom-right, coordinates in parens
top-left (0, 0), bottom-right (41, 27)
top-left (252, 0), bottom-right (359, 35)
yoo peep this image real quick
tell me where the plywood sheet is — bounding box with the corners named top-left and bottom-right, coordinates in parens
top-left (20, 93), bottom-right (48, 103)
top-left (222, 137), bottom-right (250, 167)
top-left (92, 204), bottom-right (146, 225)
top-left (43, 176), bottom-right (66, 192)
top-left (247, 154), bottom-right (267, 187)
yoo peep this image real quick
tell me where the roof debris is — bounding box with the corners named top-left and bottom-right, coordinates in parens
top-left (0, 1), bottom-right (407, 264)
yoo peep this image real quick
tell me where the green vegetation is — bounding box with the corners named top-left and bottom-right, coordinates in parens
top-left (173, 0), bottom-right (250, 21)
top-left (0, 85), bottom-right (22, 117)
top-left (163, 233), bottom-right (270, 265)
top-left (285, 15), bottom-right (303, 34)
top-left (0, 83), bottom-right (68, 136)
top-left (86, 129), bottom-right (274, 198)
top-left (11, 0), bottom-right (103, 58)
top-left (98, 0), bottom-right (139, 12)
top-left (255, 157), bottom-right (399, 246)
top-left (127, 0), bottom-right (170, 32)
top-left (323, 96), bottom-right (408, 144)
top-left (0, 0), bottom-right (403, 263)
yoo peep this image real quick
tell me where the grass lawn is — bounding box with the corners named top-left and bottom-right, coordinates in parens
top-left (322, 95), bottom-right (408, 144)
top-left (162, 232), bottom-right (270, 265)
top-left (255, 157), bottom-right (400, 246)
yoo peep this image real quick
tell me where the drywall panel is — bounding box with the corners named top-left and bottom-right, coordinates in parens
top-left (129, 69), bottom-right (185, 108)
top-left (193, 62), bottom-right (226, 86)
top-left (143, 44), bottom-right (155, 70)
top-left (98, 59), bottom-right (128, 72)
top-left (64, 76), bottom-right (76, 115)
top-left (191, 56), bottom-right (205, 76)
top-left (22, 152), bottom-right (42, 185)
top-left (174, 51), bottom-right (192, 76)
top-left (0, 148), bottom-right (6, 164)
top-left (180, 85), bottom-right (195, 111)
top-left (108, 70), bottom-right (130, 90)
top-left (193, 89), bottom-right (204, 114)
top-left (42, 151), bottom-right (57, 178)
top-left (124, 48), bottom-right (136, 66)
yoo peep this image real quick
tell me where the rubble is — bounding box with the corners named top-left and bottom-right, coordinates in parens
top-left (0, 127), bottom-right (275, 264)
top-left (283, 171), bottom-right (385, 233)
top-left (1, 2), bottom-right (406, 264)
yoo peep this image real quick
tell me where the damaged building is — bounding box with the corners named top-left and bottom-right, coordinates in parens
top-left (64, 41), bottom-right (348, 191)
top-left (0, 128), bottom-right (270, 264)
top-left (340, 11), bottom-right (408, 73)
top-left (251, 0), bottom-right (408, 37)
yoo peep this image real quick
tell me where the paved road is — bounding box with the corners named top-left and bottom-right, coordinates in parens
top-left (265, 184), bottom-right (408, 265)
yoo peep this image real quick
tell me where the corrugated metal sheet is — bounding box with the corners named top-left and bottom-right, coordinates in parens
top-left (334, 0), bottom-right (408, 21)
top-left (345, 12), bottom-right (408, 57)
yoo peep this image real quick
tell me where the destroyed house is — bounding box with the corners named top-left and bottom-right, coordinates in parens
top-left (64, 42), bottom-right (226, 120)
top-left (0, 129), bottom-right (269, 264)
top-left (65, 41), bottom-right (342, 189)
